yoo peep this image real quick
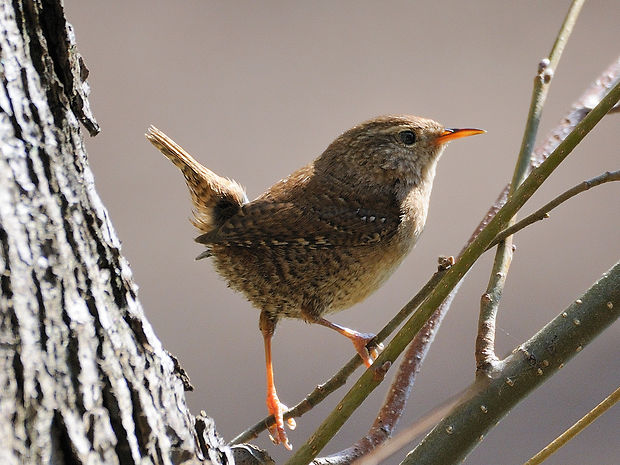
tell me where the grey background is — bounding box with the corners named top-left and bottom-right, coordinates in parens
top-left (64, 2), bottom-right (618, 464)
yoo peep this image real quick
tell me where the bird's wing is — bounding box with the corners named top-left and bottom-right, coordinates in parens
top-left (195, 196), bottom-right (400, 248)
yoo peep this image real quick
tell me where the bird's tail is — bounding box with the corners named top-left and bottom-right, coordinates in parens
top-left (146, 126), bottom-right (248, 233)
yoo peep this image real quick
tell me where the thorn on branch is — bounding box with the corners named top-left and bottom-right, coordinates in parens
top-left (372, 361), bottom-right (392, 382)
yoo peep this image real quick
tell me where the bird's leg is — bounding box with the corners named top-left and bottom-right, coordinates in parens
top-left (259, 312), bottom-right (296, 449)
top-left (308, 315), bottom-right (383, 368)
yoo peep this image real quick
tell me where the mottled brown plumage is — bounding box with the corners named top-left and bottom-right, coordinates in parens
top-left (146, 116), bottom-right (483, 449)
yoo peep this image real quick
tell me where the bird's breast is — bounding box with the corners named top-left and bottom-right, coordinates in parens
top-left (326, 212), bottom-right (425, 312)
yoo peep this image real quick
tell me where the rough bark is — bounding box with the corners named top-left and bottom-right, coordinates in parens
top-left (0, 1), bottom-right (232, 464)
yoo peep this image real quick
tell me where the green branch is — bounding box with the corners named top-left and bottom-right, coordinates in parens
top-left (511, 0), bottom-right (585, 188)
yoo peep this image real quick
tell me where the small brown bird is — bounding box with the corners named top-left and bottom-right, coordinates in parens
top-left (146, 116), bottom-right (483, 449)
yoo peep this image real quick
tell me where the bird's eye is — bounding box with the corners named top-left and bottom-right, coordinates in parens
top-left (399, 130), bottom-right (416, 145)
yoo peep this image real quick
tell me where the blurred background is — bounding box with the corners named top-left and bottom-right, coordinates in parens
top-left (64, 2), bottom-right (618, 464)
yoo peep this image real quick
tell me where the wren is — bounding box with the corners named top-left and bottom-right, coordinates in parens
top-left (146, 116), bottom-right (483, 449)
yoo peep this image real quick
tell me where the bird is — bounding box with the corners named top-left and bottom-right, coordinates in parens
top-left (146, 116), bottom-right (483, 449)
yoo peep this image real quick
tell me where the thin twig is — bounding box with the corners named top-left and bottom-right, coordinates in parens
top-left (489, 170), bottom-right (620, 249)
top-left (531, 56), bottom-right (620, 167)
top-left (511, 0), bottom-right (585, 188)
top-left (476, 0), bottom-right (585, 372)
top-left (523, 386), bottom-right (620, 465)
top-left (476, 242), bottom-right (513, 370)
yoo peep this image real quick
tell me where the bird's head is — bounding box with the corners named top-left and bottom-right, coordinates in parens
top-left (314, 115), bottom-right (484, 191)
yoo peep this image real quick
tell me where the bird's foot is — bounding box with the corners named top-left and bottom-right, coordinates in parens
top-left (349, 331), bottom-right (384, 367)
top-left (311, 318), bottom-right (384, 368)
top-left (266, 393), bottom-right (296, 450)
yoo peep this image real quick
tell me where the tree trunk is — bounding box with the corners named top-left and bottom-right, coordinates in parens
top-left (0, 1), bottom-right (231, 464)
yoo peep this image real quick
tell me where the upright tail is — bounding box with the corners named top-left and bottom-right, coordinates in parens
top-left (146, 126), bottom-right (248, 234)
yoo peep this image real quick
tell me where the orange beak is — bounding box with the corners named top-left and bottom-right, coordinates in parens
top-left (435, 128), bottom-right (485, 145)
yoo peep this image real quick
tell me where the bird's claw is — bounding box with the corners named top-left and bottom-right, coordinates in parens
top-left (351, 332), bottom-right (383, 367)
top-left (266, 396), bottom-right (296, 450)
top-left (369, 341), bottom-right (384, 361)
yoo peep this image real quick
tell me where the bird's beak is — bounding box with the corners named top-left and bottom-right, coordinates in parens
top-left (435, 128), bottom-right (485, 145)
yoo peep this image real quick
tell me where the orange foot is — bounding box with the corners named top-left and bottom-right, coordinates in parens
top-left (312, 318), bottom-right (384, 368)
top-left (349, 331), bottom-right (384, 367)
top-left (266, 393), bottom-right (296, 450)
